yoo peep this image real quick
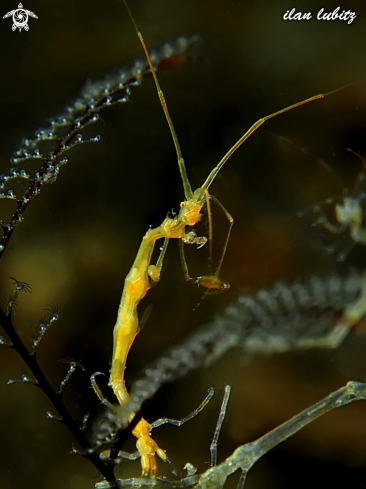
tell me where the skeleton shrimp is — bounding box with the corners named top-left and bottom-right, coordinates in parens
top-left (92, 373), bottom-right (213, 476)
top-left (100, 0), bottom-right (359, 477)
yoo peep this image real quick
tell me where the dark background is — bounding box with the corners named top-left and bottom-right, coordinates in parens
top-left (1, 1), bottom-right (366, 488)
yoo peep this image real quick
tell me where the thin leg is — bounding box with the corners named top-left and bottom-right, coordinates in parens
top-left (179, 238), bottom-right (191, 282)
top-left (202, 188), bottom-right (213, 272)
top-left (150, 388), bottom-right (214, 429)
top-left (148, 237), bottom-right (169, 283)
top-left (156, 237), bottom-right (169, 271)
top-left (236, 471), bottom-right (248, 489)
top-left (186, 194), bottom-right (232, 306)
top-left (165, 458), bottom-right (182, 478)
top-left (210, 385), bottom-right (231, 467)
top-left (90, 372), bottom-right (116, 411)
top-left (209, 195), bottom-right (234, 278)
top-left (197, 382), bottom-right (366, 489)
top-left (100, 450), bottom-right (141, 463)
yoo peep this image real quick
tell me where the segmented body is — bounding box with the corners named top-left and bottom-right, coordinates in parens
top-left (110, 200), bottom-right (202, 405)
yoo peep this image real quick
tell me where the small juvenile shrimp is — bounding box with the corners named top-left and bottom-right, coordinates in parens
top-left (131, 417), bottom-right (167, 477)
top-left (93, 373), bottom-right (214, 477)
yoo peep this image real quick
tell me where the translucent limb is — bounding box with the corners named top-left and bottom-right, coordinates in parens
top-left (236, 471), bottom-right (247, 489)
top-left (91, 372), bottom-right (116, 412)
top-left (202, 188), bottom-right (213, 271)
top-left (179, 193), bottom-right (232, 302)
top-left (100, 449), bottom-right (140, 463)
top-left (210, 385), bottom-right (231, 467)
top-left (208, 194), bottom-right (233, 280)
top-left (151, 388), bottom-right (214, 429)
top-left (148, 237), bottom-right (169, 283)
top-left (95, 382), bottom-right (366, 489)
top-left (195, 381), bottom-right (366, 489)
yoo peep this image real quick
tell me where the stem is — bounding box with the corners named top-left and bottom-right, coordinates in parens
top-left (0, 306), bottom-right (116, 483)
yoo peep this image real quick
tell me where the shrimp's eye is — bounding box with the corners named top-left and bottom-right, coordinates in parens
top-left (180, 202), bottom-right (186, 208)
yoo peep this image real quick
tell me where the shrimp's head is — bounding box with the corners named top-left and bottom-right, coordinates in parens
top-left (179, 199), bottom-right (201, 226)
top-left (179, 187), bottom-right (206, 226)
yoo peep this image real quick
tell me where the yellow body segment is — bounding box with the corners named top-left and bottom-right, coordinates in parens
top-left (109, 204), bottom-right (205, 405)
top-left (132, 417), bottom-right (168, 477)
top-left (110, 228), bottom-right (163, 404)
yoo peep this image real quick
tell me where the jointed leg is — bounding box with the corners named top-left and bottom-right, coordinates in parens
top-left (179, 238), bottom-right (192, 283)
top-left (151, 388), bottom-right (214, 429)
top-left (179, 232), bottom-right (208, 282)
top-left (100, 449), bottom-right (140, 463)
top-left (148, 237), bottom-right (169, 283)
top-left (210, 385), bottom-right (231, 467)
top-left (202, 188), bottom-right (213, 271)
top-left (90, 372), bottom-right (116, 412)
top-left (208, 195), bottom-right (233, 279)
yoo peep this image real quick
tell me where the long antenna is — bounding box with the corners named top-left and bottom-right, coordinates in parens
top-left (123, 0), bottom-right (193, 200)
top-left (202, 82), bottom-right (364, 190)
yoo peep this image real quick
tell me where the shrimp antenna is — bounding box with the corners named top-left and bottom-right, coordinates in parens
top-left (122, 0), bottom-right (193, 200)
top-left (201, 81), bottom-right (365, 190)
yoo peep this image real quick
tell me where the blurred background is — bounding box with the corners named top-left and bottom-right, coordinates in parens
top-left (1, 0), bottom-right (366, 487)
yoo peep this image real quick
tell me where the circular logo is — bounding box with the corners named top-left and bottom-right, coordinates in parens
top-left (12, 7), bottom-right (29, 31)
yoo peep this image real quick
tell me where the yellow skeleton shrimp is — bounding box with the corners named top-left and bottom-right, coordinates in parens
top-left (104, 0), bottom-right (357, 477)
